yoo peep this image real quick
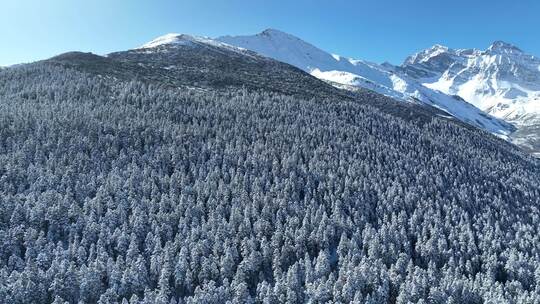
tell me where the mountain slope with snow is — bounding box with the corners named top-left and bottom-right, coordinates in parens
top-left (136, 33), bottom-right (257, 58)
top-left (401, 41), bottom-right (540, 121)
top-left (217, 29), bottom-right (513, 138)
top-left (401, 41), bottom-right (540, 155)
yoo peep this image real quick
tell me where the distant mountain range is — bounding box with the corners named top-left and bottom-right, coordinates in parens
top-left (399, 41), bottom-right (540, 155)
top-left (5, 28), bottom-right (539, 155)
top-left (214, 29), bottom-right (540, 156)
top-left (401, 41), bottom-right (539, 122)
top-left (217, 30), bottom-right (513, 138)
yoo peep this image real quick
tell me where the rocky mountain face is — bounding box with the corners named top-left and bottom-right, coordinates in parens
top-left (400, 41), bottom-right (540, 156)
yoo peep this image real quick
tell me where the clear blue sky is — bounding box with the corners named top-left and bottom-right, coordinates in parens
top-left (1, 0), bottom-right (539, 66)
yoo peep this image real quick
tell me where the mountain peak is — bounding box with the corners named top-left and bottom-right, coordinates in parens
top-left (487, 40), bottom-right (522, 54)
top-left (404, 44), bottom-right (451, 65)
top-left (137, 33), bottom-right (225, 49)
top-left (256, 28), bottom-right (304, 42)
top-left (138, 33), bottom-right (197, 49)
top-left (259, 28), bottom-right (290, 37)
top-left (216, 29), bottom-right (328, 72)
top-left (431, 44), bottom-right (449, 51)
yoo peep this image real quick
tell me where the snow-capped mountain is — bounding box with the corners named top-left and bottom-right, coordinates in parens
top-left (136, 33), bottom-right (256, 58)
top-left (103, 33), bottom-right (347, 100)
top-left (217, 29), bottom-right (513, 138)
top-left (401, 41), bottom-right (540, 122)
top-left (400, 41), bottom-right (540, 155)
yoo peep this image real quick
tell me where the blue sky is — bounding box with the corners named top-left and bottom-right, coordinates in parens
top-left (1, 0), bottom-right (539, 66)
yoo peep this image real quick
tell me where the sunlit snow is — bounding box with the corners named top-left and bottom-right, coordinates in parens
top-left (405, 41), bottom-right (540, 125)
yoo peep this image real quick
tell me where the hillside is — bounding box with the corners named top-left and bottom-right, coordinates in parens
top-left (0, 35), bottom-right (539, 303)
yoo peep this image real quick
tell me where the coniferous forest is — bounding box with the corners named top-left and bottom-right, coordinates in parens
top-left (0, 58), bottom-right (539, 304)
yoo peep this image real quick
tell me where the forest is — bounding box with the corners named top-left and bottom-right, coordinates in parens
top-left (0, 63), bottom-right (539, 303)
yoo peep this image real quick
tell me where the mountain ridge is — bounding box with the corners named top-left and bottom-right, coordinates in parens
top-left (216, 29), bottom-right (514, 138)
top-left (401, 40), bottom-right (540, 156)
top-left (44, 38), bottom-right (473, 130)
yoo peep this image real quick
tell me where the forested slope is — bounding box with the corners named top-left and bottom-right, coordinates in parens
top-left (0, 55), bottom-right (538, 304)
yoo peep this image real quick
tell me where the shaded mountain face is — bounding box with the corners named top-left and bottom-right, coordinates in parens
top-left (217, 29), bottom-right (514, 138)
top-left (400, 41), bottom-right (540, 156)
top-left (1, 31), bottom-right (539, 303)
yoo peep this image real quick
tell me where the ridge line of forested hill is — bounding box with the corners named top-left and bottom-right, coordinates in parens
top-left (0, 62), bottom-right (539, 303)
top-left (43, 51), bottom-right (530, 157)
